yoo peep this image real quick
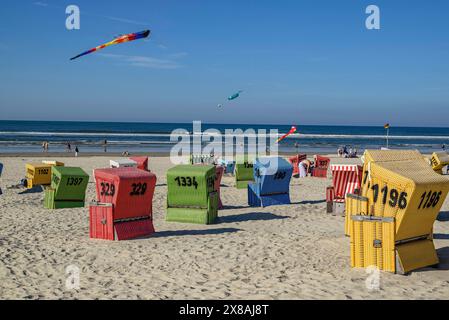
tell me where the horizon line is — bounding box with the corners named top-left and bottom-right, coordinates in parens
top-left (1, 119), bottom-right (449, 129)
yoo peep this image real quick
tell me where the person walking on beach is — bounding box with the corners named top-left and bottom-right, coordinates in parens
top-left (75, 146), bottom-right (79, 157)
top-left (42, 141), bottom-right (46, 153)
top-left (44, 141), bottom-right (49, 153)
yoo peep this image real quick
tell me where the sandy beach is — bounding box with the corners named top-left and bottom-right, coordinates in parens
top-left (0, 154), bottom-right (449, 300)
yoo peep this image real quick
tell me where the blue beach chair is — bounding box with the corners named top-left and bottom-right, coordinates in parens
top-left (218, 158), bottom-right (236, 175)
top-left (247, 157), bottom-right (293, 207)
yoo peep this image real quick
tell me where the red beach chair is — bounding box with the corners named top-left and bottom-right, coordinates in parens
top-left (89, 167), bottom-right (156, 240)
top-left (289, 154), bottom-right (307, 178)
top-left (129, 156), bottom-right (149, 172)
top-left (312, 155), bottom-right (330, 178)
top-left (215, 166), bottom-right (224, 209)
top-left (328, 164), bottom-right (362, 215)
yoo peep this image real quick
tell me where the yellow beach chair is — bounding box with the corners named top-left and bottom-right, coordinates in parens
top-left (25, 161), bottom-right (64, 188)
top-left (347, 157), bottom-right (449, 274)
top-left (430, 152), bottom-right (449, 174)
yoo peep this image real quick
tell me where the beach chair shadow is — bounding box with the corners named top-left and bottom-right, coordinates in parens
top-left (18, 186), bottom-right (43, 194)
top-left (149, 227), bottom-right (241, 238)
top-left (437, 211), bottom-right (449, 221)
top-left (292, 199), bottom-right (326, 205)
top-left (436, 246), bottom-right (449, 271)
top-left (218, 212), bottom-right (288, 224)
top-left (221, 204), bottom-right (248, 210)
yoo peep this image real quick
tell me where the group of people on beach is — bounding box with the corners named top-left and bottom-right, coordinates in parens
top-left (41, 140), bottom-right (112, 156)
top-left (337, 146), bottom-right (357, 158)
top-left (41, 141), bottom-right (49, 152)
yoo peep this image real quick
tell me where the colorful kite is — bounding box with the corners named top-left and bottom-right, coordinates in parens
top-left (228, 90), bottom-right (243, 101)
top-left (276, 126), bottom-right (297, 143)
top-left (70, 30), bottom-right (151, 60)
top-left (218, 90), bottom-right (243, 108)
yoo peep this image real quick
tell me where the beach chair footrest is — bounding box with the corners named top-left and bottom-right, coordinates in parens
top-left (89, 204), bottom-right (155, 240)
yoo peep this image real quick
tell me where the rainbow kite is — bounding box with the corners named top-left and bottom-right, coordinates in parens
top-left (70, 30), bottom-right (151, 61)
top-left (276, 126), bottom-right (297, 143)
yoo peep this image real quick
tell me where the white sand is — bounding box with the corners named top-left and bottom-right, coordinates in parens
top-left (0, 155), bottom-right (449, 299)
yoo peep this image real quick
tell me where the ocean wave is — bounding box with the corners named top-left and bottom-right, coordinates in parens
top-left (1, 130), bottom-right (449, 140)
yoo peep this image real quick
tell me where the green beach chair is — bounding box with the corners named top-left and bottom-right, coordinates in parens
top-left (235, 155), bottom-right (255, 189)
top-left (166, 165), bottom-right (218, 224)
top-left (44, 167), bottom-right (89, 209)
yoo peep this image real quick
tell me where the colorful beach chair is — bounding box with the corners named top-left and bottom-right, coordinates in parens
top-left (347, 155), bottom-right (449, 274)
top-left (327, 164), bottom-right (362, 215)
top-left (24, 161), bottom-right (64, 189)
top-left (190, 154), bottom-right (215, 165)
top-left (430, 151), bottom-right (449, 174)
top-left (217, 158), bottom-right (236, 175)
top-left (311, 155), bottom-right (330, 178)
top-left (44, 167), bottom-right (89, 209)
top-left (288, 154), bottom-right (307, 178)
top-left (89, 167), bottom-right (156, 240)
top-left (109, 159), bottom-right (137, 169)
top-left (129, 156), bottom-right (150, 172)
top-left (235, 157), bottom-right (255, 189)
top-left (248, 157), bottom-right (293, 207)
top-left (166, 165), bottom-right (218, 224)
top-left (359, 149), bottom-right (425, 197)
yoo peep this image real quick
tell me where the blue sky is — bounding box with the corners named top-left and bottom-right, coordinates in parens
top-left (0, 0), bottom-right (448, 126)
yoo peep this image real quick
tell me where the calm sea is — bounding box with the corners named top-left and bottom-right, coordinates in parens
top-left (0, 120), bottom-right (448, 154)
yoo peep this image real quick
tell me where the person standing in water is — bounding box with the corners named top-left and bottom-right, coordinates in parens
top-left (75, 146), bottom-right (79, 157)
top-left (103, 139), bottom-right (107, 153)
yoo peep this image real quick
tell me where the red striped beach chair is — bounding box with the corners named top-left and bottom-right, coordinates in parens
top-left (327, 164), bottom-right (362, 215)
top-left (312, 155), bottom-right (330, 178)
top-left (288, 154), bottom-right (307, 178)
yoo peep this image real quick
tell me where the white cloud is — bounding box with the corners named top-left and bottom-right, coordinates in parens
top-left (33, 1), bottom-right (49, 6)
top-left (98, 53), bottom-right (182, 69)
top-left (168, 52), bottom-right (188, 59)
top-left (104, 16), bottom-right (149, 27)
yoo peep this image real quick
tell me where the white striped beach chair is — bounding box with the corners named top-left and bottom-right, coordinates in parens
top-left (327, 164), bottom-right (362, 215)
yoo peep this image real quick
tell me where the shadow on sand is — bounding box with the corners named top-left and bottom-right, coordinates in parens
top-left (18, 186), bottom-right (43, 194)
top-left (149, 227), bottom-right (241, 238)
top-left (219, 212), bottom-right (288, 224)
